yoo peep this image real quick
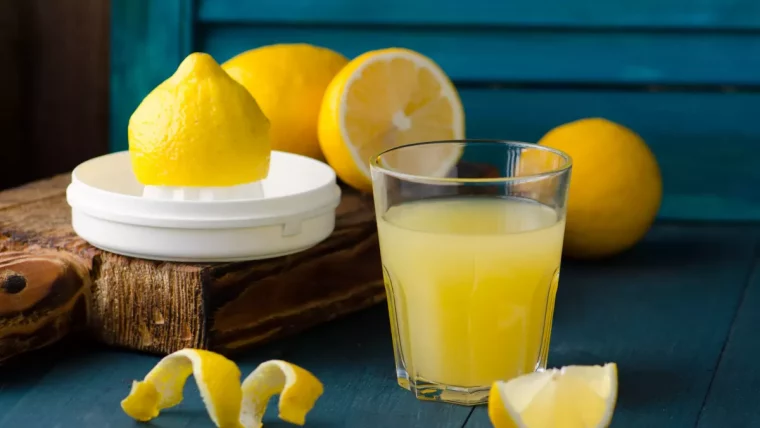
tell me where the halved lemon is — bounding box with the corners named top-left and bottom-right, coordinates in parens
top-left (488, 363), bottom-right (618, 428)
top-left (121, 349), bottom-right (323, 428)
top-left (318, 47), bottom-right (465, 192)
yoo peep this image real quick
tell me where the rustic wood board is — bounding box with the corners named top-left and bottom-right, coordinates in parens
top-left (0, 174), bottom-right (384, 363)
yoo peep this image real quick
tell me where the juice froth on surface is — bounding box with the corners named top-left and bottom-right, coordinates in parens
top-left (378, 197), bottom-right (565, 391)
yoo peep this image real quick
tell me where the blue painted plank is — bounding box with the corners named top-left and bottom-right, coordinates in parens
top-left (457, 88), bottom-right (760, 222)
top-left (0, 341), bottom-right (64, 425)
top-left (0, 348), bottom-right (165, 428)
top-left (466, 224), bottom-right (756, 427)
top-left (0, 308), bottom-right (471, 428)
top-left (199, 25), bottom-right (760, 85)
top-left (0, 224), bottom-right (752, 426)
top-left (697, 234), bottom-right (760, 427)
top-left (198, 0), bottom-right (760, 30)
top-left (234, 308), bottom-right (473, 428)
top-left (108, 81), bottom-right (760, 221)
top-left (110, 0), bottom-right (193, 153)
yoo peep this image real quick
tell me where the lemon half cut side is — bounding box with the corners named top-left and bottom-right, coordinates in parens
top-left (318, 47), bottom-right (465, 192)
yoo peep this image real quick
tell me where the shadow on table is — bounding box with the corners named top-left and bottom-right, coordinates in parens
top-left (548, 222), bottom-right (755, 426)
top-left (564, 223), bottom-right (754, 271)
top-left (618, 365), bottom-right (693, 407)
top-left (262, 422), bottom-right (333, 428)
top-left (141, 408), bottom-right (339, 428)
top-left (0, 337), bottom-right (93, 387)
top-left (142, 414), bottom-right (335, 428)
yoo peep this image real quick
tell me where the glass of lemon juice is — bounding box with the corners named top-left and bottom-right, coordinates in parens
top-left (370, 140), bottom-right (572, 405)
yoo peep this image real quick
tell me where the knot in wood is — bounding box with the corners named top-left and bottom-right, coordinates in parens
top-left (0, 271), bottom-right (27, 294)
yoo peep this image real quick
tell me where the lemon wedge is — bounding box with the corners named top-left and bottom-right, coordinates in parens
top-left (318, 47), bottom-right (465, 192)
top-left (120, 349), bottom-right (323, 428)
top-left (488, 363), bottom-right (618, 428)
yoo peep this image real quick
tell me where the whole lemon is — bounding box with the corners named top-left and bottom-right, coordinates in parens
top-left (222, 44), bottom-right (349, 160)
top-left (538, 118), bottom-right (662, 259)
top-left (128, 52), bottom-right (271, 187)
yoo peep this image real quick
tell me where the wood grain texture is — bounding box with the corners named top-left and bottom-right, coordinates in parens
top-left (5, 0), bottom-right (110, 188)
top-left (0, 338), bottom-right (62, 420)
top-left (466, 224), bottom-right (758, 427)
top-left (0, 0), bottom-right (109, 190)
top-left (0, 251), bottom-right (90, 364)
top-left (125, 85), bottom-right (760, 222)
top-left (0, 223), bottom-right (756, 427)
top-left (115, 13), bottom-right (760, 221)
top-left (697, 235), bottom-right (760, 427)
top-left (0, 0), bottom-right (23, 190)
top-left (0, 174), bottom-right (384, 362)
top-left (0, 309), bottom-right (472, 428)
top-left (200, 25), bottom-right (760, 85)
top-left (198, 0), bottom-right (760, 29)
top-left (457, 89), bottom-right (760, 222)
top-left (110, 0), bottom-right (760, 223)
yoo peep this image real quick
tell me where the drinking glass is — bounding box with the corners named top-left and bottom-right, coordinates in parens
top-left (370, 140), bottom-right (572, 405)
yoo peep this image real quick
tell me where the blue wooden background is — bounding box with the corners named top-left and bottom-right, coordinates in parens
top-left (111, 0), bottom-right (760, 222)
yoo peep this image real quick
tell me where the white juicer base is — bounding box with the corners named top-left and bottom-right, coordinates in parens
top-left (71, 209), bottom-right (332, 262)
top-left (66, 151), bottom-right (342, 262)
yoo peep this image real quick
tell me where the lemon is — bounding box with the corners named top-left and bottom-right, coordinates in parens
top-left (121, 349), bottom-right (243, 426)
top-left (538, 118), bottom-right (662, 259)
top-left (223, 44), bottom-right (349, 160)
top-left (121, 349), bottom-right (323, 428)
top-left (241, 359), bottom-right (324, 427)
top-left (128, 52), bottom-right (271, 187)
top-left (318, 48), bottom-right (465, 192)
top-left (488, 363), bottom-right (618, 428)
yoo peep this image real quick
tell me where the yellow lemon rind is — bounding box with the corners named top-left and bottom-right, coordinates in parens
top-left (222, 43), bottom-right (349, 161)
top-left (128, 52), bottom-right (272, 188)
top-left (240, 359), bottom-right (325, 428)
top-left (121, 349), bottom-right (323, 428)
top-left (538, 117), bottom-right (662, 259)
top-left (120, 349), bottom-right (243, 427)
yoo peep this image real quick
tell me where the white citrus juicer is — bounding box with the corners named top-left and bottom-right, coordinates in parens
top-left (141, 179), bottom-right (265, 201)
top-left (66, 150), bottom-right (341, 262)
top-left (66, 52), bottom-right (341, 262)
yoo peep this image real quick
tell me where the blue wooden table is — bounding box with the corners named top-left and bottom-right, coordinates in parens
top-left (6, 0), bottom-right (755, 426)
top-left (1, 222), bottom-right (758, 427)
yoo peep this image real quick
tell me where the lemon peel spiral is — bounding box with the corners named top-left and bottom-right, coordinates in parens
top-left (120, 349), bottom-right (323, 428)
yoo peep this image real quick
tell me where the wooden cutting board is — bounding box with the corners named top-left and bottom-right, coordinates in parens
top-left (0, 174), bottom-right (384, 363)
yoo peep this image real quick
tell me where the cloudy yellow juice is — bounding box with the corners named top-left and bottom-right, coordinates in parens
top-left (377, 197), bottom-right (565, 389)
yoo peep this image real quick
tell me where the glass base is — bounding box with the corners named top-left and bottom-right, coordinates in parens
top-left (396, 369), bottom-right (490, 406)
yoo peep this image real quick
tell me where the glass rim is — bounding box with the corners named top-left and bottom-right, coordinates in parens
top-left (369, 139), bottom-right (573, 185)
